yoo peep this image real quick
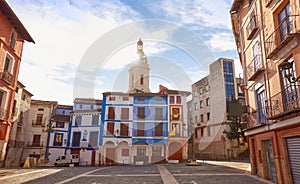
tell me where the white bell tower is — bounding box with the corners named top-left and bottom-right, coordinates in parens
top-left (128, 39), bottom-right (150, 93)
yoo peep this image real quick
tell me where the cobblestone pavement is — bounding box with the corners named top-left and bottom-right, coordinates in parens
top-left (0, 162), bottom-right (267, 184)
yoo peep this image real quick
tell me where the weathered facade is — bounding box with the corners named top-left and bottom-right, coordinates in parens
top-left (0, 0), bottom-right (34, 166)
top-left (189, 58), bottom-right (246, 159)
top-left (231, 0), bottom-right (300, 183)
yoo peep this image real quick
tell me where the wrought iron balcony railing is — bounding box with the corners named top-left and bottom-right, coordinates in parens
top-left (0, 108), bottom-right (10, 121)
top-left (247, 54), bottom-right (264, 81)
top-left (265, 15), bottom-right (300, 59)
top-left (267, 85), bottom-right (300, 119)
top-left (0, 70), bottom-right (14, 85)
top-left (247, 15), bottom-right (259, 40)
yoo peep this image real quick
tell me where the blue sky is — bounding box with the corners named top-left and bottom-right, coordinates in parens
top-left (7, 0), bottom-right (239, 105)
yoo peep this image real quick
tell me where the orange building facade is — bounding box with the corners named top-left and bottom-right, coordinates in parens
top-left (231, 0), bottom-right (300, 183)
top-left (0, 0), bottom-right (34, 166)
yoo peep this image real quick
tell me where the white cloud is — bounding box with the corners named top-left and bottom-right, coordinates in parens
top-left (206, 32), bottom-right (236, 51)
top-left (151, 0), bottom-right (232, 30)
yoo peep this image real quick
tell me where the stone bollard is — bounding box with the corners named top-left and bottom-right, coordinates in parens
top-left (23, 157), bottom-right (31, 168)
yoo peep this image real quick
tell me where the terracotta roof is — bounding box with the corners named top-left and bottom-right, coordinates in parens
top-left (230, 0), bottom-right (244, 13)
top-left (74, 98), bottom-right (102, 105)
top-left (0, 0), bottom-right (34, 43)
top-left (31, 99), bottom-right (57, 105)
top-left (52, 114), bottom-right (71, 122)
top-left (57, 104), bottom-right (73, 110)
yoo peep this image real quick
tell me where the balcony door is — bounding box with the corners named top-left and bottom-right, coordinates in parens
top-left (279, 57), bottom-right (298, 110)
top-left (278, 2), bottom-right (291, 41)
top-left (255, 86), bottom-right (267, 124)
top-left (252, 41), bottom-right (260, 71)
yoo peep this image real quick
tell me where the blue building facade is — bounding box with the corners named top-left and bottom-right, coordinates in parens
top-left (47, 105), bottom-right (73, 164)
top-left (69, 98), bottom-right (102, 166)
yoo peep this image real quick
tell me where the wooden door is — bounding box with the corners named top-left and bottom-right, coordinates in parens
top-left (105, 148), bottom-right (115, 165)
top-left (91, 150), bottom-right (96, 166)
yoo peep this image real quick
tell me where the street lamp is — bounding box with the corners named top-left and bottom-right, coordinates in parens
top-left (281, 60), bottom-right (299, 83)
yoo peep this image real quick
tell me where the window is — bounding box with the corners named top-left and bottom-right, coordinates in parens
top-left (108, 107), bottom-right (115, 120)
top-left (137, 123), bottom-right (145, 136)
top-left (54, 133), bottom-right (63, 146)
top-left (172, 108), bottom-right (180, 120)
top-left (79, 104), bottom-right (82, 109)
top-left (72, 132), bottom-right (81, 146)
top-left (56, 122), bottom-right (64, 128)
top-left (32, 135), bottom-right (41, 146)
top-left (155, 123), bottom-right (163, 136)
top-left (122, 96), bottom-right (129, 101)
top-left (207, 112), bottom-right (210, 121)
top-left (194, 103), bottom-right (198, 110)
top-left (255, 86), bottom-right (267, 124)
top-left (89, 132), bottom-right (98, 147)
top-left (38, 108), bottom-right (44, 111)
top-left (171, 123), bottom-right (180, 136)
top-left (205, 85), bottom-right (209, 92)
top-left (176, 96), bottom-right (181, 104)
top-left (200, 100), bottom-right (203, 108)
top-left (121, 108), bottom-right (129, 120)
top-left (278, 2), bottom-right (291, 41)
top-left (155, 108), bottom-right (163, 120)
top-left (9, 30), bottom-right (17, 49)
top-left (36, 114), bottom-right (43, 125)
top-left (12, 100), bottom-right (16, 115)
top-left (170, 96), bottom-right (175, 104)
top-left (4, 54), bottom-right (13, 73)
top-left (194, 91), bottom-right (197, 97)
top-left (200, 88), bottom-right (203, 94)
top-left (138, 97), bottom-right (144, 101)
top-left (90, 105), bottom-right (93, 109)
top-left (140, 75), bottom-right (144, 85)
top-left (195, 116), bottom-right (198, 123)
top-left (107, 123), bottom-right (114, 135)
top-left (206, 98), bottom-right (210, 106)
top-left (92, 114), bottom-right (99, 125)
top-left (122, 149), bottom-right (129, 156)
top-left (207, 127), bottom-right (211, 137)
top-left (137, 107), bottom-right (145, 119)
top-left (200, 114), bottom-right (204, 122)
top-left (75, 116), bottom-right (81, 126)
top-left (109, 96), bottom-right (116, 101)
top-left (120, 123), bottom-right (129, 136)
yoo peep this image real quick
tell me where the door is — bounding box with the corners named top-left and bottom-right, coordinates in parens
top-left (169, 142), bottom-right (182, 161)
top-left (136, 146), bottom-right (147, 164)
top-left (105, 148), bottom-right (115, 165)
top-left (286, 137), bottom-right (300, 184)
top-left (91, 150), bottom-right (96, 166)
top-left (264, 139), bottom-right (277, 183)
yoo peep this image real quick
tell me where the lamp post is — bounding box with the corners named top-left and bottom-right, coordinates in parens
top-left (280, 60), bottom-right (299, 83)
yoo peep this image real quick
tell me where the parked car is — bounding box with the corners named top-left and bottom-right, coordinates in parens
top-left (54, 154), bottom-right (79, 166)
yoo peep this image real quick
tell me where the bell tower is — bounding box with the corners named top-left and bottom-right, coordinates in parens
top-left (128, 39), bottom-right (150, 93)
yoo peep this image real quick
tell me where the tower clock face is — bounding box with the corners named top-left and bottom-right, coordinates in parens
top-left (138, 45), bottom-right (143, 49)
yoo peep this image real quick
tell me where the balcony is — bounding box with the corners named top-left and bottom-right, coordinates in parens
top-left (247, 54), bottom-right (264, 81)
top-left (27, 142), bottom-right (44, 147)
top-left (265, 15), bottom-right (300, 59)
top-left (32, 120), bottom-right (45, 126)
top-left (267, 85), bottom-right (300, 120)
top-left (246, 15), bottom-right (259, 40)
top-left (0, 71), bottom-right (14, 85)
top-left (0, 108), bottom-right (10, 121)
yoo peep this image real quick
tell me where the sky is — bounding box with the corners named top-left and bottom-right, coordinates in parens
top-left (7, 0), bottom-right (239, 105)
